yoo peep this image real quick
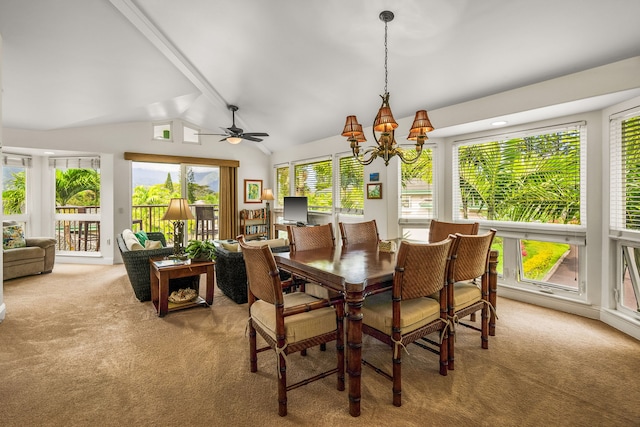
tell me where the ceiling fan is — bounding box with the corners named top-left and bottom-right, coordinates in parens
top-left (197, 104), bottom-right (269, 144)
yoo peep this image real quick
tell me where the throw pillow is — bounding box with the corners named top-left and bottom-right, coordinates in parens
top-left (3, 224), bottom-right (27, 250)
top-left (125, 235), bottom-right (144, 251)
top-left (145, 240), bottom-right (162, 250)
top-left (220, 241), bottom-right (239, 252)
top-left (134, 230), bottom-right (149, 246)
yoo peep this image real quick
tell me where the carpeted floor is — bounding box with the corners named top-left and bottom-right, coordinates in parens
top-left (1, 263), bottom-right (639, 426)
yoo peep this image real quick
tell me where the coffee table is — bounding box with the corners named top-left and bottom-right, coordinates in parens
top-left (149, 258), bottom-right (215, 317)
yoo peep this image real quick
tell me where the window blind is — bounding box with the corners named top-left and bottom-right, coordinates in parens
top-left (293, 158), bottom-right (332, 212)
top-left (3, 153), bottom-right (32, 167)
top-left (49, 156), bottom-right (101, 170)
top-left (338, 155), bottom-right (364, 215)
top-left (610, 107), bottom-right (640, 231)
top-left (453, 123), bottom-right (585, 226)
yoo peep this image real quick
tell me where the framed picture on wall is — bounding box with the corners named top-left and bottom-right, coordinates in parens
top-left (367, 183), bottom-right (382, 199)
top-left (244, 179), bottom-right (263, 203)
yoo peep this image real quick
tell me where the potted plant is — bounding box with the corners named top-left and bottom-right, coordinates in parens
top-left (184, 240), bottom-right (217, 262)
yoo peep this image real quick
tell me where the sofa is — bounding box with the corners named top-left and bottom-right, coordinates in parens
top-left (213, 238), bottom-right (290, 304)
top-left (3, 220), bottom-right (56, 281)
top-left (117, 231), bottom-right (198, 302)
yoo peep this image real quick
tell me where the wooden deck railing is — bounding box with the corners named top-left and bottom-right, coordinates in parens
top-left (54, 204), bottom-right (219, 252)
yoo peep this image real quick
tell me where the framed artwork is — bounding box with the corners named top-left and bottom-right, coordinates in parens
top-left (244, 179), bottom-right (263, 203)
top-left (369, 172), bottom-right (379, 182)
top-left (367, 183), bottom-right (382, 199)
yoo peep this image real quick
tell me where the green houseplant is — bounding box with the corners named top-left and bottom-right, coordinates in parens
top-left (184, 240), bottom-right (217, 262)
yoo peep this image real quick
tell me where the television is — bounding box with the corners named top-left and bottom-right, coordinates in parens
top-left (283, 196), bottom-right (308, 224)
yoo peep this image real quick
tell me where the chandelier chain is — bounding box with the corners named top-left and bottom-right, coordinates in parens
top-left (384, 19), bottom-right (388, 94)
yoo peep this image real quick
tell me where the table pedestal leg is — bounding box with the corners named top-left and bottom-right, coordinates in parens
top-left (345, 286), bottom-right (364, 417)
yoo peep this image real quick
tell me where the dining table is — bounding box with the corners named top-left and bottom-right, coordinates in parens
top-left (273, 240), bottom-right (499, 417)
top-left (274, 241), bottom-right (396, 417)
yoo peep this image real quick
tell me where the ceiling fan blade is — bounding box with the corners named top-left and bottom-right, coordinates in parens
top-left (219, 137), bottom-right (228, 142)
top-left (242, 132), bottom-right (269, 137)
top-left (241, 135), bottom-right (263, 142)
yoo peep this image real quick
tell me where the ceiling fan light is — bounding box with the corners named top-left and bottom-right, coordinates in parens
top-left (227, 137), bottom-right (242, 144)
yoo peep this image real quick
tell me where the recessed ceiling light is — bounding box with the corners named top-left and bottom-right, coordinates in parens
top-left (491, 121), bottom-right (507, 126)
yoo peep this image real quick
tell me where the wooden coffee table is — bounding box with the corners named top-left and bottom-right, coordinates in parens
top-left (149, 258), bottom-right (215, 317)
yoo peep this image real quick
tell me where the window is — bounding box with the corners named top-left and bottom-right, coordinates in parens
top-left (152, 122), bottom-right (172, 141)
top-left (294, 158), bottom-right (332, 212)
top-left (183, 124), bottom-right (200, 144)
top-left (611, 108), bottom-right (640, 232)
top-left (338, 155), bottom-right (364, 215)
top-left (611, 107), bottom-right (640, 315)
top-left (2, 153), bottom-right (31, 216)
top-left (454, 124), bottom-right (585, 225)
top-left (52, 157), bottom-right (101, 253)
top-left (400, 148), bottom-right (434, 219)
top-left (276, 165), bottom-right (289, 207)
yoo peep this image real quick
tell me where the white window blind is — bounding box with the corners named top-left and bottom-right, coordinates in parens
top-left (453, 123), bottom-right (586, 226)
top-left (3, 153), bottom-right (32, 167)
top-left (338, 155), bottom-right (364, 215)
top-left (610, 107), bottom-right (640, 231)
top-left (49, 157), bottom-right (101, 170)
top-left (293, 157), bottom-right (332, 212)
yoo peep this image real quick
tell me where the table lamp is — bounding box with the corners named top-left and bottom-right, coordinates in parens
top-left (261, 188), bottom-right (274, 239)
top-left (162, 198), bottom-right (195, 258)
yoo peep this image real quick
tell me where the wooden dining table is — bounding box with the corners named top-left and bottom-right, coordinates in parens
top-left (274, 241), bottom-right (396, 417)
top-left (274, 241), bottom-right (499, 417)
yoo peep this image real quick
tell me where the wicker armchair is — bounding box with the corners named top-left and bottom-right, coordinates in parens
top-left (117, 232), bottom-right (197, 302)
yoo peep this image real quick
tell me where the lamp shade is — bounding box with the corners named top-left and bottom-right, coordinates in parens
top-left (373, 106), bottom-right (398, 132)
top-left (409, 110), bottom-right (434, 134)
top-left (261, 188), bottom-right (274, 201)
top-left (407, 130), bottom-right (429, 141)
top-left (162, 198), bottom-right (195, 221)
top-left (342, 115), bottom-right (363, 138)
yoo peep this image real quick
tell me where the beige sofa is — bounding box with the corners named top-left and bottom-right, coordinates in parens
top-left (3, 221), bottom-right (56, 280)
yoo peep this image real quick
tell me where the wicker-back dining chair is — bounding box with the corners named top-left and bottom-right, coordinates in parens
top-left (445, 229), bottom-right (497, 370)
top-left (428, 219), bottom-right (479, 243)
top-left (361, 237), bottom-right (455, 407)
top-left (239, 235), bottom-right (344, 417)
top-left (286, 224), bottom-right (339, 301)
top-left (339, 219), bottom-right (380, 247)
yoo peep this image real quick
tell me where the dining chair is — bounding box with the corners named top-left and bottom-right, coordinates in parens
top-left (238, 235), bottom-right (344, 417)
top-left (338, 219), bottom-right (380, 246)
top-left (428, 219), bottom-right (479, 243)
top-left (287, 224), bottom-right (339, 300)
top-left (361, 237), bottom-right (455, 407)
top-left (445, 229), bottom-right (497, 370)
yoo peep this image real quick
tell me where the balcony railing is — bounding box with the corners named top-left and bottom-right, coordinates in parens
top-left (54, 204), bottom-right (219, 252)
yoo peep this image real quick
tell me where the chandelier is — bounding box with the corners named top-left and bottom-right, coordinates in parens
top-left (341, 10), bottom-right (434, 166)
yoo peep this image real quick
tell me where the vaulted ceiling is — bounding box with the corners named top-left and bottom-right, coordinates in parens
top-left (2, 0), bottom-right (640, 155)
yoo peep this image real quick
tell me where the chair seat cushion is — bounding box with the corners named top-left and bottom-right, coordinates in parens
top-left (303, 282), bottom-right (341, 300)
top-left (251, 292), bottom-right (336, 344)
top-left (430, 281), bottom-right (481, 311)
top-left (362, 292), bottom-right (441, 336)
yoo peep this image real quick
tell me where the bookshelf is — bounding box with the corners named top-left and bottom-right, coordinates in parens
top-left (239, 208), bottom-right (270, 240)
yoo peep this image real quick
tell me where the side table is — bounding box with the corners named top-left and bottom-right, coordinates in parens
top-left (149, 258), bottom-right (215, 317)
